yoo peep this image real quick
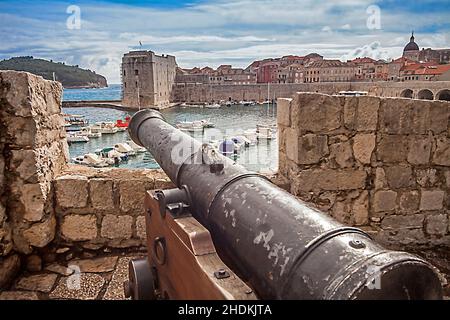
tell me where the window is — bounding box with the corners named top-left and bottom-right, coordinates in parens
top-left (135, 70), bottom-right (139, 75)
top-left (123, 70), bottom-right (126, 76)
top-left (124, 82), bottom-right (126, 88)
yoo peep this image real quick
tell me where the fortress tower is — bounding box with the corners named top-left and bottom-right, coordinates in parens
top-left (121, 50), bottom-right (177, 108)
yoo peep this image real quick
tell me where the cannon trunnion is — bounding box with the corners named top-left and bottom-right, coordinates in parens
top-left (125, 109), bottom-right (443, 300)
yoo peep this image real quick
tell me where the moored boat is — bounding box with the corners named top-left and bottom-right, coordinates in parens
top-left (91, 122), bottom-right (119, 134)
top-left (67, 132), bottom-right (89, 143)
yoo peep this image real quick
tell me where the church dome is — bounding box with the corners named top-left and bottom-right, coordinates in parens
top-left (404, 32), bottom-right (419, 52)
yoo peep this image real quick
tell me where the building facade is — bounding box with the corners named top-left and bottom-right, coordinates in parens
top-left (121, 50), bottom-right (177, 108)
top-left (304, 60), bottom-right (357, 83)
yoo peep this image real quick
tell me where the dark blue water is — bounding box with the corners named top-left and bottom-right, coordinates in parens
top-left (63, 84), bottom-right (122, 101)
top-left (62, 86), bottom-right (278, 172)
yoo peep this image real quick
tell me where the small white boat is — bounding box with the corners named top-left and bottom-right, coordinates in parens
top-left (196, 119), bottom-right (215, 128)
top-left (126, 140), bottom-right (147, 153)
top-left (205, 103), bottom-right (221, 109)
top-left (80, 127), bottom-right (101, 138)
top-left (243, 129), bottom-right (258, 144)
top-left (72, 153), bottom-right (110, 168)
top-left (114, 143), bottom-right (136, 157)
top-left (176, 121), bottom-right (204, 132)
top-left (67, 133), bottom-right (89, 143)
top-left (256, 124), bottom-right (277, 140)
top-left (95, 147), bottom-right (129, 162)
top-left (91, 122), bottom-right (119, 134)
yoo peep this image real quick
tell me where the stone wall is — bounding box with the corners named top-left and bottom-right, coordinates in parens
top-left (171, 81), bottom-right (450, 104)
top-left (0, 71), bottom-right (69, 287)
top-left (277, 93), bottom-right (450, 249)
top-left (53, 165), bottom-right (173, 251)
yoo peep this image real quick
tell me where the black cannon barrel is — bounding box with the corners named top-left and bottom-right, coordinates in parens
top-left (129, 109), bottom-right (443, 300)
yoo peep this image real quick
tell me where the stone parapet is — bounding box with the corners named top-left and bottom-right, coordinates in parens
top-left (277, 93), bottom-right (450, 249)
top-left (0, 71), bottom-right (68, 288)
top-left (54, 165), bottom-right (174, 250)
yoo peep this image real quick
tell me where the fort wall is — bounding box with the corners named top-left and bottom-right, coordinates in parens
top-left (171, 81), bottom-right (450, 103)
top-left (277, 93), bottom-right (450, 249)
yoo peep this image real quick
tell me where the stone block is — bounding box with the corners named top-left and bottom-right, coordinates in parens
top-left (381, 214), bottom-right (424, 229)
top-left (101, 214), bottom-right (133, 240)
top-left (425, 214), bottom-right (448, 236)
top-left (352, 133), bottom-right (375, 164)
top-left (5, 117), bottom-right (37, 147)
top-left (136, 216), bottom-right (147, 240)
top-left (10, 150), bottom-right (38, 183)
top-left (21, 184), bottom-right (45, 222)
top-left (0, 71), bottom-right (62, 117)
top-left (398, 191), bottom-right (420, 214)
top-left (0, 254), bottom-right (20, 289)
top-left (16, 274), bottom-right (58, 293)
top-left (0, 202), bottom-right (6, 225)
top-left (384, 165), bottom-right (414, 189)
top-left (61, 214), bottom-right (98, 241)
top-left (379, 100), bottom-right (423, 134)
top-left (294, 169), bottom-right (366, 192)
top-left (119, 180), bottom-right (150, 214)
top-left (420, 190), bottom-right (445, 211)
top-left (0, 291), bottom-right (39, 300)
top-left (416, 169), bottom-right (438, 187)
top-left (377, 135), bottom-right (408, 162)
top-left (295, 93), bottom-right (342, 133)
top-left (374, 168), bottom-right (388, 190)
top-left (407, 136), bottom-right (431, 165)
top-left (344, 96), bottom-right (379, 131)
top-left (376, 228), bottom-right (426, 246)
top-left (89, 178), bottom-right (114, 210)
top-left (428, 102), bottom-right (449, 134)
top-left (277, 98), bottom-right (291, 127)
top-left (372, 190), bottom-right (397, 214)
top-left (352, 191), bottom-right (369, 226)
top-left (70, 256), bottom-right (118, 273)
top-left (55, 175), bottom-right (89, 209)
top-left (329, 141), bottom-right (354, 168)
top-left (23, 215), bottom-right (56, 248)
top-left (445, 171), bottom-right (450, 188)
top-left (296, 134), bottom-right (329, 165)
top-left (26, 255), bottom-right (42, 272)
top-left (432, 137), bottom-right (450, 166)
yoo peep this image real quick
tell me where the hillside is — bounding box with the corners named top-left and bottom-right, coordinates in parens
top-left (0, 56), bottom-right (107, 88)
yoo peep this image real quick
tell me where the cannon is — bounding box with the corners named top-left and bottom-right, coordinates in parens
top-left (124, 109), bottom-right (443, 300)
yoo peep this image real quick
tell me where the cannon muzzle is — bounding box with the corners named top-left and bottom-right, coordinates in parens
top-left (128, 109), bottom-right (443, 300)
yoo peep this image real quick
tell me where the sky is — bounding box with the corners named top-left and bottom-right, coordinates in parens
top-left (0, 0), bottom-right (449, 83)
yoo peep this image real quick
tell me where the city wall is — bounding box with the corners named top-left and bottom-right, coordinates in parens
top-left (277, 93), bottom-right (450, 249)
top-left (171, 81), bottom-right (450, 103)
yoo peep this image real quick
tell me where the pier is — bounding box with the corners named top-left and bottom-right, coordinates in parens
top-left (62, 100), bottom-right (180, 111)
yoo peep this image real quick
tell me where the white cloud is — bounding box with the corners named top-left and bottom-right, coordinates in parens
top-left (0, 0), bottom-right (449, 83)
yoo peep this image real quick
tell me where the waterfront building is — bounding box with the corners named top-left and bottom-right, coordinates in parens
top-left (304, 60), bottom-right (357, 83)
top-left (121, 50), bottom-right (177, 108)
top-left (399, 62), bottom-right (450, 81)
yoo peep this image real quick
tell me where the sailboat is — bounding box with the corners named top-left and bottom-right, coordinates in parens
top-left (256, 82), bottom-right (277, 140)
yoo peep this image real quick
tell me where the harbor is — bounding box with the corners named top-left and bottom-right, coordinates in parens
top-left (62, 85), bottom-right (279, 172)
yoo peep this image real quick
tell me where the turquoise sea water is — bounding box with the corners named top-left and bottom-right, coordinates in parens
top-left (63, 85), bottom-right (278, 172)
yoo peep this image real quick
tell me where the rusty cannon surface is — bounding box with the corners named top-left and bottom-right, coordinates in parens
top-left (124, 109), bottom-right (443, 300)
